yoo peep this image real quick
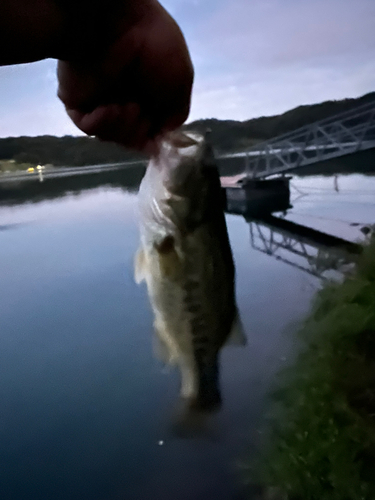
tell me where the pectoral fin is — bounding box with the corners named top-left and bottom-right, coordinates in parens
top-left (134, 248), bottom-right (147, 284)
top-left (155, 235), bottom-right (182, 279)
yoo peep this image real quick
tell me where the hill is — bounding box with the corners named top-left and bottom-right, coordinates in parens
top-left (0, 92), bottom-right (374, 169)
top-left (185, 91), bottom-right (375, 152)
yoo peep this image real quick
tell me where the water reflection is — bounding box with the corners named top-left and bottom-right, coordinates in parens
top-left (222, 186), bottom-right (375, 498)
top-left (0, 166), bottom-right (146, 206)
top-left (1, 165), bottom-right (375, 500)
top-left (247, 215), bottom-right (363, 280)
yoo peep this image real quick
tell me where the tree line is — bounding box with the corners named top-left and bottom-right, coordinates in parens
top-left (0, 92), bottom-right (373, 167)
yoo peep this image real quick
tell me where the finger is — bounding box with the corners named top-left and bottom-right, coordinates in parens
top-left (136, 6), bottom-right (194, 136)
top-left (160, 102), bottom-right (191, 133)
top-left (67, 103), bottom-right (143, 146)
top-left (143, 138), bottom-right (161, 157)
top-left (126, 116), bottom-right (152, 151)
top-left (57, 60), bottom-right (102, 111)
top-left (66, 104), bottom-right (120, 136)
top-left (101, 107), bottom-right (148, 148)
top-left (95, 102), bottom-right (141, 143)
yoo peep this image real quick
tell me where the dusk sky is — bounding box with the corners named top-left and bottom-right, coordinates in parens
top-left (0, 0), bottom-right (374, 137)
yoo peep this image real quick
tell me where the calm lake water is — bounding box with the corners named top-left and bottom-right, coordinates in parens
top-left (1, 168), bottom-right (375, 500)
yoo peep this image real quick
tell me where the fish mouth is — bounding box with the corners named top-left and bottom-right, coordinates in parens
top-left (168, 131), bottom-right (201, 149)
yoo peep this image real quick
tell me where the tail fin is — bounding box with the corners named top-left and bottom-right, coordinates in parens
top-left (170, 401), bottom-right (220, 440)
top-left (190, 356), bottom-right (222, 412)
top-left (171, 357), bottom-right (221, 438)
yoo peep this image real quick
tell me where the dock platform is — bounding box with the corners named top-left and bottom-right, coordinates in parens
top-left (221, 175), bottom-right (291, 216)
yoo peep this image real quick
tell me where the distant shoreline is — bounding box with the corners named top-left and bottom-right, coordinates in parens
top-left (0, 92), bottom-right (374, 169)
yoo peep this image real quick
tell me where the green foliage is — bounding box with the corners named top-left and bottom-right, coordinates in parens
top-left (253, 238), bottom-right (375, 500)
top-left (0, 159), bottom-right (34, 172)
top-left (0, 135), bottom-right (142, 167)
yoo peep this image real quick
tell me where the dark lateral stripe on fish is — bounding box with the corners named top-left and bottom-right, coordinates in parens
top-left (184, 280), bottom-right (200, 292)
top-left (186, 303), bottom-right (200, 314)
top-left (190, 311), bottom-right (206, 327)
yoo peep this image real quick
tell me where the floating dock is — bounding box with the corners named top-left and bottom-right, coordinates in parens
top-left (221, 175), bottom-right (291, 216)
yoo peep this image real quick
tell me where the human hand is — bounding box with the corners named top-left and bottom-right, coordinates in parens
top-left (57, 0), bottom-right (194, 151)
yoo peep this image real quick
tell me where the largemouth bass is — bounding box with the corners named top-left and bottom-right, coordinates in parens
top-left (135, 131), bottom-right (245, 411)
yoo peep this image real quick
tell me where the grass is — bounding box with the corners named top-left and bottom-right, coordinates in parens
top-left (251, 236), bottom-right (375, 500)
top-left (0, 160), bottom-right (35, 173)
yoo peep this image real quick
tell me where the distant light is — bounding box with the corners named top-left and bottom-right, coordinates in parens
top-left (158, 440), bottom-right (164, 446)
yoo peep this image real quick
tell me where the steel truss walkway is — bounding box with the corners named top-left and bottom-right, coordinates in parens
top-left (221, 99), bottom-right (375, 179)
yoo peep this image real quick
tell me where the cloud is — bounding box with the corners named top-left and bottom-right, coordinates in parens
top-left (191, 0), bottom-right (375, 68)
top-left (0, 0), bottom-right (374, 136)
top-left (189, 58), bottom-right (375, 121)
top-left (187, 0), bottom-right (375, 121)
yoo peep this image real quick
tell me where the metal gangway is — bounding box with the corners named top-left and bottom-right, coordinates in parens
top-left (222, 99), bottom-right (375, 179)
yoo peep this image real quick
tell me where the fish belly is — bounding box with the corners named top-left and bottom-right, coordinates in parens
top-left (143, 226), bottom-right (234, 404)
